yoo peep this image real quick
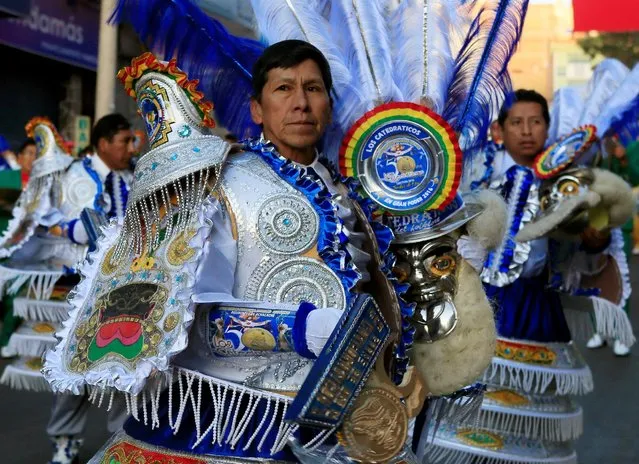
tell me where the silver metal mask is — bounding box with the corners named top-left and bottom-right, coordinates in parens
top-left (393, 235), bottom-right (459, 343)
top-left (538, 167), bottom-right (595, 235)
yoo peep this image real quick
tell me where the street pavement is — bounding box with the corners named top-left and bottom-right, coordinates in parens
top-left (1, 257), bottom-right (639, 463)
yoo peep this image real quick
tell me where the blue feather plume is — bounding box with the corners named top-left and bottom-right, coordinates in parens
top-left (594, 63), bottom-right (639, 134)
top-left (605, 95), bottom-right (639, 147)
top-left (111, 0), bottom-right (264, 139)
top-left (443, 0), bottom-right (529, 157)
top-left (578, 58), bottom-right (629, 128)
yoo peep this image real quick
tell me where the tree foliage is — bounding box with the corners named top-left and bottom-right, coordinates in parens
top-left (577, 32), bottom-right (639, 67)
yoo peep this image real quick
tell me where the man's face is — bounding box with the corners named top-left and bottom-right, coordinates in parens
top-left (501, 101), bottom-right (548, 162)
top-left (250, 59), bottom-right (331, 159)
top-left (98, 129), bottom-right (135, 171)
top-left (18, 144), bottom-right (36, 173)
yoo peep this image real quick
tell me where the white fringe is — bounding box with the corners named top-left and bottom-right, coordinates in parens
top-left (564, 296), bottom-right (635, 347)
top-left (0, 268), bottom-right (62, 300)
top-left (426, 391), bottom-right (485, 441)
top-left (591, 296), bottom-right (635, 346)
top-left (13, 298), bottom-right (71, 322)
top-left (425, 442), bottom-right (578, 464)
top-left (609, 228), bottom-right (632, 309)
top-left (7, 331), bottom-right (56, 358)
top-left (0, 361), bottom-right (51, 392)
top-left (474, 405), bottom-right (583, 442)
top-left (483, 358), bottom-right (593, 396)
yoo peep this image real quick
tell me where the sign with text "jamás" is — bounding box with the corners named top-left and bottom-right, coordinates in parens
top-left (0, 0), bottom-right (99, 70)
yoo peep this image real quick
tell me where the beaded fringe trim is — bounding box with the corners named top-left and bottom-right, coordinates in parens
top-left (112, 167), bottom-right (216, 262)
top-left (87, 367), bottom-right (333, 457)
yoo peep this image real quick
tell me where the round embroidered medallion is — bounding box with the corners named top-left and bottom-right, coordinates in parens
top-left (63, 176), bottom-right (97, 212)
top-left (247, 257), bottom-right (346, 310)
top-left (256, 194), bottom-right (319, 255)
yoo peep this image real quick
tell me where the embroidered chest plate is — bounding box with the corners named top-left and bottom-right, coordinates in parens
top-left (221, 152), bottom-right (347, 310)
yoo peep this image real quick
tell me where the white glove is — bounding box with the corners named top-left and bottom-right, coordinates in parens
top-left (456, 235), bottom-right (488, 273)
top-left (305, 307), bottom-right (343, 356)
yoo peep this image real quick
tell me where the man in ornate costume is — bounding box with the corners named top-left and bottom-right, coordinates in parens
top-left (0, 118), bottom-right (76, 367)
top-left (589, 90), bottom-right (639, 356)
top-left (44, 113), bottom-right (136, 464)
top-left (43, 0), bottom-right (558, 461)
top-left (0, 114), bottom-right (135, 464)
top-left (428, 65), bottom-right (636, 463)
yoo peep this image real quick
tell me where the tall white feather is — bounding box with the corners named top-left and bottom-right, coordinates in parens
top-left (329, 0), bottom-right (401, 112)
top-left (390, 0), bottom-right (425, 103)
top-left (578, 58), bottom-right (629, 127)
top-left (390, 0), bottom-right (466, 112)
top-left (594, 63), bottom-right (639, 134)
top-left (249, 0), bottom-right (351, 93)
top-left (548, 86), bottom-right (584, 143)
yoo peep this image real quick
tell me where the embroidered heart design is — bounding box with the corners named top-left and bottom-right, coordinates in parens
top-left (96, 321), bottom-right (143, 348)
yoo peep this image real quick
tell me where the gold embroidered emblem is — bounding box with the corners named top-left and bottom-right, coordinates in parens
top-left (101, 246), bottom-right (119, 276)
top-left (485, 389), bottom-right (530, 406)
top-left (166, 229), bottom-right (196, 267)
top-left (33, 322), bottom-right (56, 334)
top-left (163, 312), bottom-right (180, 332)
top-left (456, 428), bottom-right (505, 450)
top-left (25, 357), bottom-right (43, 371)
top-left (339, 386), bottom-right (408, 463)
top-left (495, 339), bottom-right (557, 365)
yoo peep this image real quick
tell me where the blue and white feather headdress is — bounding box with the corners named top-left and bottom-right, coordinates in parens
top-left (543, 59), bottom-right (639, 169)
top-left (548, 59), bottom-right (639, 145)
top-left (112, 0), bottom-right (529, 167)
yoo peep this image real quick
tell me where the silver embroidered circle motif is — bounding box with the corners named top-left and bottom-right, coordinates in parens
top-left (256, 194), bottom-right (319, 255)
top-left (249, 257), bottom-right (346, 310)
top-left (63, 177), bottom-right (97, 214)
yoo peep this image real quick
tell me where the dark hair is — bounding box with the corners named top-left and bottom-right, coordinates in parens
top-left (498, 89), bottom-right (550, 126)
top-left (17, 137), bottom-right (36, 154)
top-left (91, 113), bottom-right (131, 147)
top-left (251, 40), bottom-right (333, 101)
top-left (78, 145), bottom-right (95, 158)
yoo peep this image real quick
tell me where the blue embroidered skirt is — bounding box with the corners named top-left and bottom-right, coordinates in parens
top-left (484, 272), bottom-right (571, 343)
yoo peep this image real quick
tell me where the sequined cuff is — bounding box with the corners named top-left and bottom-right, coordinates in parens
top-left (293, 301), bottom-right (318, 359)
top-left (66, 219), bottom-right (89, 245)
